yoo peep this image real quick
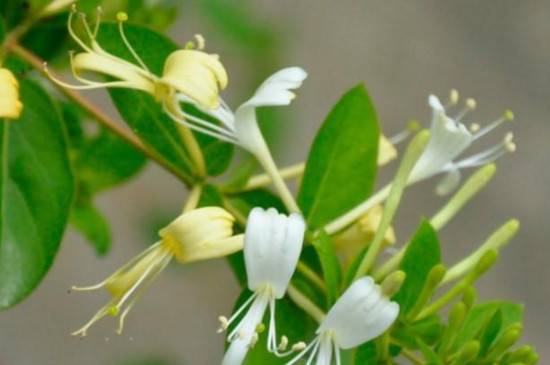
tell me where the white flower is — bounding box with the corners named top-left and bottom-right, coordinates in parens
top-left (167, 67), bottom-right (307, 156)
top-left (285, 277), bottom-right (399, 365)
top-left (219, 207), bottom-right (306, 365)
top-left (409, 92), bottom-right (515, 195)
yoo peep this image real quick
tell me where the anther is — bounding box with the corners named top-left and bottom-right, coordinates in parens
top-left (218, 316), bottom-right (228, 332)
top-left (278, 336), bottom-right (289, 351)
top-left (238, 330), bottom-right (246, 339)
top-left (466, 98), bottom-right (476, 110)
top-left (249, 333), bottom-right (259, 348)
top-left (71, 4), bottom-right (77, 12)
top-left (504, 110), bottom-right (515, 121)
top-left (194, 34), bottom-right (205, 50)
top-left (256, 323), bottom-right (266, 333)
top-left (449, 89), bottom-right (459, 105)
top-left (291, 342), bottom-right (307, 351)
top-left (117, 12), bottom-right (128, 22)
top-left (469, 123), bottom-right (480, 132)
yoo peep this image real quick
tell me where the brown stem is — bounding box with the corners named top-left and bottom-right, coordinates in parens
top-left (6, 43), bottom-right (190, 185)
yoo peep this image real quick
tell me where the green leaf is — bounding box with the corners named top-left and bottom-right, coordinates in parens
top-left (417, 337), bottom-right (444, 365)
top-left (451, 301), bottom-right (523, 353)
top-left (298, 83), bottom-right (379, 229)
top-left (393, 315), bottom-right (444, 348)
top-left (0, 79), bottom-right (74, 308)
top-left (354, 341), bottom-right (377, 364)
top-left (478, 309), bottom-right (503, 358)
top-left (70, 201), bottom-right (110, 255)
top-left (392, 219), bottom-right (440, 315)
top-left (312, 231), bottom-right (342, 307)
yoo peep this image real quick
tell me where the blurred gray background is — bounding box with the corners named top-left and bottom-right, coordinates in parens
top-left (1, 0), bottom-right (549, 364)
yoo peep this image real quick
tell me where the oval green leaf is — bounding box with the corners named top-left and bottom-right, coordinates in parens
top-left (297, 83), bottom-right (379, 229)
top-left (0, 79), bottom-right (74, 308)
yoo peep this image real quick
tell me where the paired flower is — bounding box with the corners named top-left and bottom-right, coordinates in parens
top-left (0, 68), bottom-right (23, 120)
top-left (45, 6), bottom-right (227, 111)
top-left (70, 207), bottom-right (242, 337)
top-left (285, 277), bottom-right (399, 365)
top-left (410, 91), bottom-right (515, 195)
top-left (218, 207), bottom-right (306, 365)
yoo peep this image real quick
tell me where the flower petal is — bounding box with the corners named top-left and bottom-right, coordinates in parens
top-left (317, 277), bottom-right (399, 349)
top-left (244, 207), bottom-right (306, 298)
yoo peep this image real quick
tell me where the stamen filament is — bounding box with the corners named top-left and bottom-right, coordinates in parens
top-left (117, 14), bottom-right (151, 73)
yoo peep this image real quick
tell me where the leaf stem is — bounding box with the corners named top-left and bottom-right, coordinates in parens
top-left (7, 43), bottom-right (191, 185)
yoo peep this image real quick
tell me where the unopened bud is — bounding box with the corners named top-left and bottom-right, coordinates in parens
top-left (381, 270), bottom-right (405, 297)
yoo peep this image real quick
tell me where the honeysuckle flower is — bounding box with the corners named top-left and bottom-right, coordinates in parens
top-left (409, 91), bottom-right (515, 195)
top-left (70, 207), bottom-right (241, 337)
top-left (167, 66), bottom-right (306, 155)
top-left (45, 6), bottom-right (227, 110)
top-left (285, 277), bottom-right (399, 365)
top-left (218, 207), bottom-right (306, 365)
top-left (334, 205), bottom-right (396, 262)
top-left (167, 67), bottom-right (307, 212)
top-left (0, 68), bottom-right (23, 119)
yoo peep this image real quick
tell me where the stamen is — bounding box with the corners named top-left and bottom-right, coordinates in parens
top-left (117, 12), bottom-right (151, 73)
top-left (388, 120), bottom-right (419, 145)
top-left (67, 9), bottom-right (94, 54)
top-left (194, 34), bottom-right (205, 50)
top-left (278, 336), bottom-right (289, 351)
top-left (292, 342), bottom-right (307, 351)
top-left (445, 89), bottom-right (459, 109)
top-left (92, 7), bottom-right (102, 38)
top-left (469, 123), bottom-right (480, 132)
top-left (455, 98), bottom-right (476, 121)
top-left (163, 102), bottom-right (239, 144)
top-left (217, 316), bottom-right (229, 332)
top-left (218, 291), bottom-right (260, 337)
top-left (249, 332), bottom-right (259, 348)
top-left (456, 133), bottom-right (515, 169)
top-left (473, 110), bottom-right (514, 140)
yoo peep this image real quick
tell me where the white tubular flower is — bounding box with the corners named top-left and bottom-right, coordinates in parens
top-left (219, 207), bottom-right (306, 365)
top-left (168, 67), bottom-right (307, 155)
top-left (0, 68), bottom-right (23, 120)
top-left (409, 91), bottom-right (515, 195)
top-left (285, 277), bottom-right (399, 365)
top-left (70, 207), bottom-right (241, 337)
top-left (45, 7), bottom-right (227, 110)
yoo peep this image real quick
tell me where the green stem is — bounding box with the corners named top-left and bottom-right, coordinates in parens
top-left (7, 44), bottom-right (192, 185)
top-left (182, 184), bottom-right (203, 213)
top-left (353, 130), bottom-right (430, 280)
top-left (287, 285), bottom-right (325, 323)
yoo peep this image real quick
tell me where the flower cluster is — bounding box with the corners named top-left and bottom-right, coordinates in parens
top-left (51, 8), bottom-right (537, 365)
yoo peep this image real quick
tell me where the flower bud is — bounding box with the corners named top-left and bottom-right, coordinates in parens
top-left (0, 69), bottom-right (23, 120)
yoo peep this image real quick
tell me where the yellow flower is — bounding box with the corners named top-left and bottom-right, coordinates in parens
top-left (45, 7), bottom-right (227, 110)
top-left (333, 205), bottom-right (396, 263)
top-left (0, 68), bottom-right (23, 120)
top-left (70, 207), bottom-right (243, 337)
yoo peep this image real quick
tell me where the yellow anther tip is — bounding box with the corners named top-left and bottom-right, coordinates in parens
top-left (469, 123), bottom-right (480, 132)
top-left (292, 342), bottom-right (307, 351)
top-left (466, 98), bottom-right (476, 110)
top-left (408, 119), bottom-right (420, 131)
top-left (450, 89), bottom-right (459, 105)
top-left (117, 12), bottom-right (128, 22)
top-left (70, 4), bottom-right (77, 12)
top-left (504, 110), bottom-right (515, 121)
top-left (256, 323), bottom-right (266, 333)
